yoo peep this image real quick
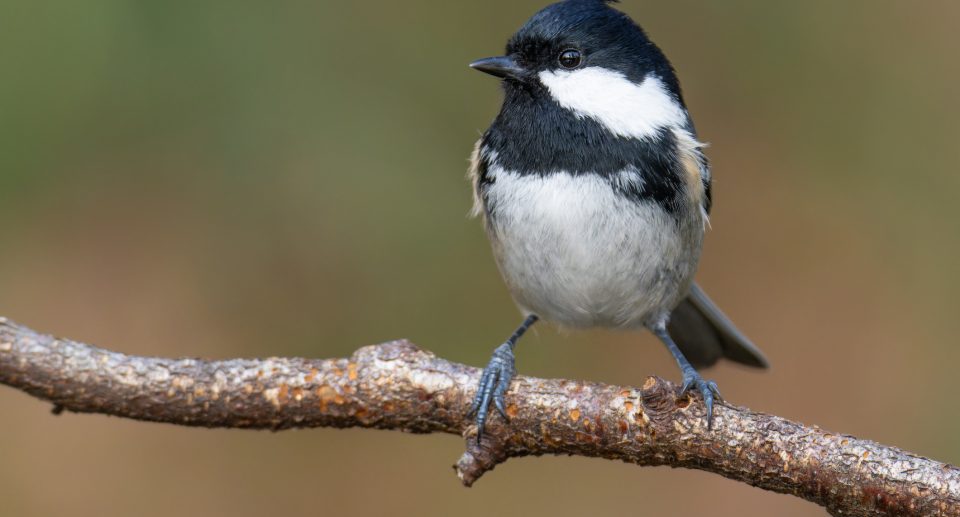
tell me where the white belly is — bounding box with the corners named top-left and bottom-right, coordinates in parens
top-left (484, 168), bottom-right (703, 329)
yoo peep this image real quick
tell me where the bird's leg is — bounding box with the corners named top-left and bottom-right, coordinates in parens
top-left (468, 314), bottom-right (538, 442)
top-left (651, 322), bottom-right (723, 428)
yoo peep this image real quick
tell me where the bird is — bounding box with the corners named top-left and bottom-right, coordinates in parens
top-left (466, 0), bottom-right (768, 440)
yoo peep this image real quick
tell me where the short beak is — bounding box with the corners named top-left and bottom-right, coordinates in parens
top-left (469, 55), bottom-right (524, 79)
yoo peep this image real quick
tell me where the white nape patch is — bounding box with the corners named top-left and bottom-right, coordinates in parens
top-left (538, 68), bottom-right (687, 139)
top-left (483, 165), bottom-right (703, 329)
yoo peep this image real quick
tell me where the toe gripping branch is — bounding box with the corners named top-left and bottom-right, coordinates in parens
top-left (467, 342), bottom-right (515, 440)
top-left (653, 324), bottom-right (723, 428)
top-left (468, 315), bottom-right (538, 442)
top-left (679, 365), bottom-right (723, 428)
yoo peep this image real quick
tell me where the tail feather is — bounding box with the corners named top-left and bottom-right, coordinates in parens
top-left (667, 283), bottom-right (769, 369)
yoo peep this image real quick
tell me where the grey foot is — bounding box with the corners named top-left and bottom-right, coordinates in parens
top-left (679, 368), bottom-right (722, 428)
top-left (467, 343), bottom-right (515, 442)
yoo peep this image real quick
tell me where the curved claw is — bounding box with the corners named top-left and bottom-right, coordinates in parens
top-left (493, 394), bottom-right (510, 422)
top-left (469, 343), bottom-right (516, 443)
top-left (680, 370), bottom-right (723, 429)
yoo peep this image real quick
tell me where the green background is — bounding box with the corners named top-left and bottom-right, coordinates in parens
top-left (1, 1), bottom-right (958, 515)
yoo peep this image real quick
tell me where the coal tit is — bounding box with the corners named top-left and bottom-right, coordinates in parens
top-left (466, 0), bottom-right (769, 438)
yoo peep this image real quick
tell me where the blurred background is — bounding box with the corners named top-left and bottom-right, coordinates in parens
top-left (1, 1), bottom-right (958, 515)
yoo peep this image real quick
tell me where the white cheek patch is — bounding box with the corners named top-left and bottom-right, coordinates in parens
top-left (538, 67), bottom-right (688, 140)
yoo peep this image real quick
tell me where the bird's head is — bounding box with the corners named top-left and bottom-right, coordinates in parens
top-left (471, 0), bottom-right (689, 140)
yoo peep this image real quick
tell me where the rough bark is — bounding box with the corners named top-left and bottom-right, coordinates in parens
top-left (1, 317), bottom-right (957, 516)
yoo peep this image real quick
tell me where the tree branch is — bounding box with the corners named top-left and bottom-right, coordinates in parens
top-left (1, 317), bottom-right (957, 516)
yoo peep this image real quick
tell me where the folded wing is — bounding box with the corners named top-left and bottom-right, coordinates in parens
top-left (667, 283), bottom-right (769, 369)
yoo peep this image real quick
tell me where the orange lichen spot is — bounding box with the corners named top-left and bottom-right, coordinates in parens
top-left (305, 368), bottom-right (318, 383)
top-left (263, 387), bottom-right (282, 408)
top-left (569, 408), bottom-right (581, 422)
top-left (542, 433), bottom-right (562, 447)
top-left (355, 408), bottom-right (368, 420)
top-left (194, 387), bottom-right (206, 398)
top-left (862, 451), bottom-right (870, 459)
top-left (347, 363), bottom-right (358, 381)
top-left (620, 390), bottom-right (631, 397)
top-left (779, 450), bottom-right (791, 471)
top-left (256, 370), bottom-right (264, 378)
top-left (244, 384), bottom-right (254, 394)
top-left (278, 384), bottom-right (290, 401)
top-left (292, 387), bottom-right (304, 401)
top-left (642, 377), bottom-right (657, 390)
top-left (582, 418), bottom-right (591, 430)
top-left (332, 367), bottom-right (343, 377)
top-left (316, 385), bottom-right (338, 403)
top-left (575, 432), bottom-right (594, 443)
top-left (383, 401), bottom-right (395, 413)
top-left (506, 404), bottom-right (519, 419)
top-left (841, 439), bottom-right (849, 446)
top-left (624, 401), bottom-right (634, 413)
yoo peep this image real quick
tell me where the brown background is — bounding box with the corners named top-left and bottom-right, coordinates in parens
top-left (1, 1), bottom-right (958, 515)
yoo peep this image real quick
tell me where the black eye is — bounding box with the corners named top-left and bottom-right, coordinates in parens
top-left (558, 49), bottom-right (582, 69)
